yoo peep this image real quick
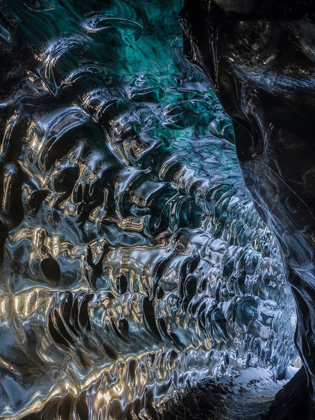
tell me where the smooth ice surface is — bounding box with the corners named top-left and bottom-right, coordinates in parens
top-left (0, 0), bottom-right (296, 418)
top-left (181, 0), bottom-right (315, 416)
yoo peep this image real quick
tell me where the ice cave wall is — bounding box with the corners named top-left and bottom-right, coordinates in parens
top-left (180, 0), bottom-right (315, 417)
top-left (0, 0), bottom-right (296, 418)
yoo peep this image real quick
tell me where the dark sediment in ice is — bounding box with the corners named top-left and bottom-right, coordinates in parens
top-left (180, 0), bottom-right (315, 417)
top-left (263, 367), bottom-right (311, 420)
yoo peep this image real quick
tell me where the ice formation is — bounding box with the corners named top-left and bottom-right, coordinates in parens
top-left (0, 0), bottom-right (297, 418)
top-left (181, 0), bottom-right (315, 417)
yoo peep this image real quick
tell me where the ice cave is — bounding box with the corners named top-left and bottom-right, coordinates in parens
top-left (0, 0), bottom-right (313, 418)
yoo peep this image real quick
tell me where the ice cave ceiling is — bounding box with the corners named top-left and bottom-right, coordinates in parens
top-left (0, 0), bottom-right (310, 418)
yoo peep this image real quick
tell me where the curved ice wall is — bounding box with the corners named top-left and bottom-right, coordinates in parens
top-left (0, 0), bottom-right (296, 418)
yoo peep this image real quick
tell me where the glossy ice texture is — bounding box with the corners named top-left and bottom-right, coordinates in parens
top-left (181, 0), bottom-right (315, 416)
top-left (0, 0), bottom-right (296, 418)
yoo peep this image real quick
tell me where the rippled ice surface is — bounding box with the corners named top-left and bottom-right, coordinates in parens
top-left (0, 0), bottom-right (296, 418)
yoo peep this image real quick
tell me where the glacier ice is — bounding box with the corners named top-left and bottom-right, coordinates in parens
top-left (181, 0), bottom-right (315, 417)
top-left (0, 0), bottom-right (297, 418)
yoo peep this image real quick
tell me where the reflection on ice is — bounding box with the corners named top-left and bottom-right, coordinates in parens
top-left (0, 0), bottom-right (296, 418)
